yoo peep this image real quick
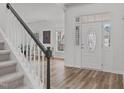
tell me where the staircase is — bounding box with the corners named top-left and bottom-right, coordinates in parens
top-left (0, 40), bottom-right (27, 89)
top-left (0, 3), bottom-right (52, 89)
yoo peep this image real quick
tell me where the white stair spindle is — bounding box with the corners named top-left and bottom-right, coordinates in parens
top-left (42, 51), bottom-right (45, 86)
top-left (37, 47), bottom-right (41, 82)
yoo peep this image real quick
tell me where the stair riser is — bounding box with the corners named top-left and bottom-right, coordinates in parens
top-left (0, 64), bottom-right (16, 76)
top-left (0, 76), bottom-right (24, 89)
top-left (0, 43), bottom-right (4, 50)
top-left (0, 54), bottom-right (10, 61)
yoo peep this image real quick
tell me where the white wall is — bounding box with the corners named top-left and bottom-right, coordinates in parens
top-left (0, 4), bottom-right (7, 31)
top-left (65, 4), bottom-right (124, 74)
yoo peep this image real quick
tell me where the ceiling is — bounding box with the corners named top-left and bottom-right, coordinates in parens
top-left (12, 3), bottom-right (65, 23)
top-left (11, 3), bottom-right (86, 23)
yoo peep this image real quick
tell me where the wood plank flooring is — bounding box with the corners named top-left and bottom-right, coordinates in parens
top-left (45, 59), bottom-right (123, 89)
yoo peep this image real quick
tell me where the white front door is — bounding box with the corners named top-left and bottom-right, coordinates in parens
top-left (81, 22), bottom-right (102, 69)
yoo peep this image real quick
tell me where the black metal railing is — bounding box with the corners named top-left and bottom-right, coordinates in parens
top-left (6, 3), bottom-right (52, 89)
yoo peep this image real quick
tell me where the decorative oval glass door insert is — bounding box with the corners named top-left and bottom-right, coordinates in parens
top-left (87, 32), bottom-right (96, 52)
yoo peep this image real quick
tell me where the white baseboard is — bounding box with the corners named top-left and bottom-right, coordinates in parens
top-left (65, 64), bottom-right (124, 75)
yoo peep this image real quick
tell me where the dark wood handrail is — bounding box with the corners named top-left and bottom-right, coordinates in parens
top-left (6, 3), bottom-right (52, 89)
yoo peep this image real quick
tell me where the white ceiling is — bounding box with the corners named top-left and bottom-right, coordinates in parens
top-left (11, 3), bottom-right (87, 23)
top-left (12, 3), bottom-right (65, 23)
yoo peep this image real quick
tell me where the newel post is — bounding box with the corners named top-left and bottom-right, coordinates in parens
top-left (46, 47), bottom-right (52, 89)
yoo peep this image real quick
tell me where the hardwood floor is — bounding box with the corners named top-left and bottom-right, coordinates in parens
top-left (46, 59), bottom-right (123, 89)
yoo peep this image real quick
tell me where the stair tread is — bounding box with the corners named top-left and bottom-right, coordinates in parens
top-left (0, 61), bottom-right (16, 69)
top-left (0, 72), bottom-right (24, 83)
top-left (0, 50), bottom-right (10, 54)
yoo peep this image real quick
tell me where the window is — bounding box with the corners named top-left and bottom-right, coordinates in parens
top-left (87, 32), bottom-right (96, 52)
top-left (103, 23), bottom-right (111, 47)
top-left (75, 26), bottom-right (80, 45)
top-left (56, 31), bottom-right (64, 52)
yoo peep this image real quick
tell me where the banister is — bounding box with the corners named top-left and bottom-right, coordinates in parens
top-left (6, 3), bottom-right (52, 89)
top-left (6, 3), bottom-right (47, 55)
